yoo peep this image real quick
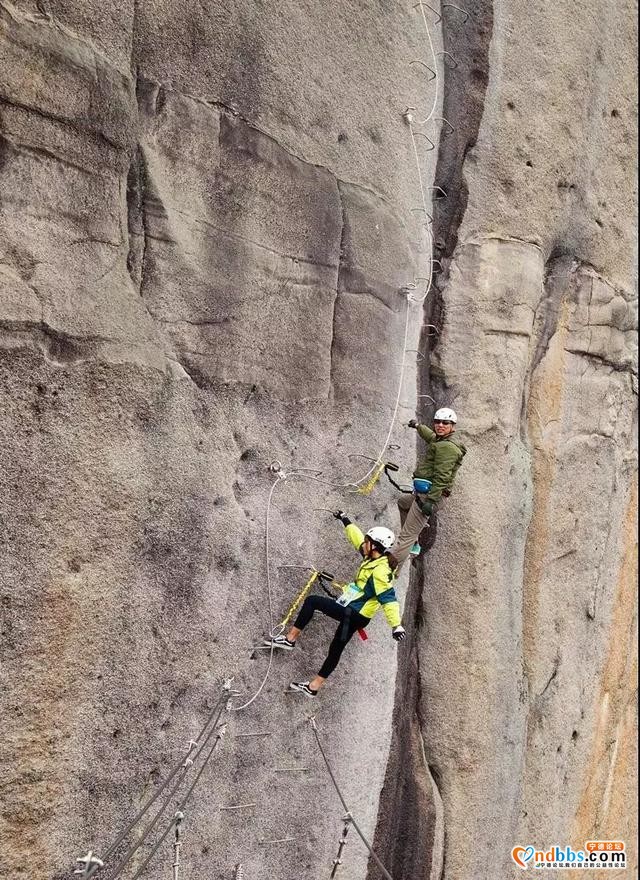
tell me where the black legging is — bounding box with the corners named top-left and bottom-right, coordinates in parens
top-left (293, 594), bottom-right (369, 678)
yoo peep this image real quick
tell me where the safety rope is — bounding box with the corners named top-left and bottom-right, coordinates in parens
top-left (415, 1), bottom-right (441, 127)
top-left (233, 0), bottom-right (445, 715)
top-left (350, 296), bottom-right (413, 489)
top-left (231, 467), bottom-right (287, 712)
top-left (309, 717), bottom-right (394, 880)
top-left (405, 0), bottom-right (443, 310)
top-left (324, 0), bottom-right (444, 489)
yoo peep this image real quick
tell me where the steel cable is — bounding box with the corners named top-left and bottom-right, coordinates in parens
top-left (231, 470), bottom-right (285, 712)
top-left (310, 719), bottom-right (394, 880)
top-left (106, 697), bottom-right (229, 880)
top-left (128, 728), bottom-right (226, 880)
top-left (78, 691), bottom-right (227, 880)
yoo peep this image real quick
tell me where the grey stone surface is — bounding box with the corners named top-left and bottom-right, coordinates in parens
top-left (0, 2), bottom-right (429, 879)
top-left (0, 1), bottom-right (637, 880)
top-left (385, 0), bottom-right (638, 874)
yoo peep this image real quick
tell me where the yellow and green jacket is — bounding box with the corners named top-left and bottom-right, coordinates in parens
top-left (340, 524), bottom-right (401, 627)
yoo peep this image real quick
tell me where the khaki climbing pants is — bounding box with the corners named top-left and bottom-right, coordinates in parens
top-left (390, 494), bottom-right (430, 570)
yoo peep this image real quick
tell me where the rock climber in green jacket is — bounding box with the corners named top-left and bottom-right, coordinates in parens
top-left (263, 515), bottom-right (406, 698)
top-left (389, 407), bottom-right (466, 568)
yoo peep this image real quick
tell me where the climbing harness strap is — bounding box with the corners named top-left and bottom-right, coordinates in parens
top-left (383, 462), bottom-right (413, 494)
top-left (319, 573), bottom-right (368, 643)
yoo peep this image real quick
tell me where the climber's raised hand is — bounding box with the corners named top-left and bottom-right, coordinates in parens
top-left (332, 510), bottom-right (352, 526)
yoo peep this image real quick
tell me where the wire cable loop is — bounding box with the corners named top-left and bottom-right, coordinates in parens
top-left (409, 59), bottom-right (436, 80)
top-left (413, 1), bottom-right (442, 22)
top-left (437, 50), bottom-right (458, 69)
top-left (443, 2), bottom-right (470, 22)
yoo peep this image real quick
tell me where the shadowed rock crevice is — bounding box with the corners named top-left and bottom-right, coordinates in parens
top-left (328, 183), bottom-right (346, 398)
top-left (517, 250), bottom-right (576, 442)
top-left (370, 4), bottom-right (494, 875)
top-left (0, 319), bottom-right (111, 363)
top-left (367, 552), bottom-right (444, 880)
top-left (420, 0), bottom-right (495, 415)
top-left (429, 0), bottom-right (495, 270)
top-left (125, 144), bottom-right (146, 292)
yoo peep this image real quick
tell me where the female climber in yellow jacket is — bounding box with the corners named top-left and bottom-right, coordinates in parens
top-left (263, 513), bottom-right (406, 698)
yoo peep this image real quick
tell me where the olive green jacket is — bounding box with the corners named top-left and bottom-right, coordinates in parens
top-left (413, 424), bottom-right (466, 503)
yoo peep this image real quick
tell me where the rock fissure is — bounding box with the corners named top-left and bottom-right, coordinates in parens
top-left (134, 73), bottom-right (406, 215)
top-left (367, 553), bottom-right (445, 880)
top-left (539, 661), bottom-right (560, 698)
top-left (165, 204), bottom-right (339, 271)
top-left (565, 347), bottom-right (637, 375)
top-left (328, 181), bottom-right (346, 398)
top-left (0, 319), bottom-right (112, 364)
top-left (157, 317), bottom-right (233, 328)
top-left (0, 95), bottom-right (125, 154)
top-left (0, 130), bottom-right (103, 177)
top-left (138, 153), bottom-right (151, 304)
top-left (483, 327), bottom-right (532, 339)
top-left (125, 143), bottom-right (145, 292)
top-left (529, 254), bottom-right (575, 376)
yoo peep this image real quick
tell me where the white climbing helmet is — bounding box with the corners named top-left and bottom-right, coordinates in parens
top-left (365, 526), bottom-right (395, 551)
top-left (434, 407), bottom-right (457, 424)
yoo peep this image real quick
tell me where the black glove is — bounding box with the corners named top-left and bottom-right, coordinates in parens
top-left (392, 625), bottom-right (406, 642)
top-left (407, 419), bottom-right (419, 429)
top-left (419, 498), bottom-right (435, 517)
top-left (333, 510), bottom-right (352, 526)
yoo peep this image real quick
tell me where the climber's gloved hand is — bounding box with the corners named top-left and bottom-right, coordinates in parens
top-left (333, 510), bottom-right (352, 526)
top-left (419, 498), bottom-right (435, 517)
top-left (407, 419), bottom-right (419, 429)
top-left (392, 625), bottom-right (406, 642)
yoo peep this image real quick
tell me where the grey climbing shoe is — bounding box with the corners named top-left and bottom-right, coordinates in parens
top-left (409, 542), bottom-right (421, 556)
top-left (263, 634), bottom-right (295, 651)
top-left (289, 681), bottom-right (318, 699)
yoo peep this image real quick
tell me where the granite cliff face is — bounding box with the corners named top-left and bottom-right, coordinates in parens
top-left (0, 2), bottom-right (636, 880)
